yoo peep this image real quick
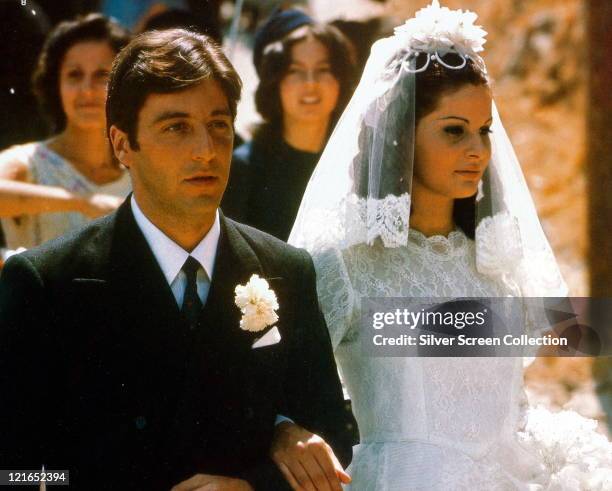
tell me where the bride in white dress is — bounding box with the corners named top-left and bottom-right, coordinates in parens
top-left (289, 2), bottom-right (612, 489)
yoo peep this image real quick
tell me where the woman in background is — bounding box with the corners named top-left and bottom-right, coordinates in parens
top-left (0, 13), bottom-right (131, 252)
top-left (222, 8), bottom-right (356, 241)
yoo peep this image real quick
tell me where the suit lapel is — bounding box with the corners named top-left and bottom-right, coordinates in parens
top-left (105, 200), bottom-right (190, 402)
top-left (108, 200), bottom-right (184, 331)
top-left (197, 213), bottom-right (265, 354)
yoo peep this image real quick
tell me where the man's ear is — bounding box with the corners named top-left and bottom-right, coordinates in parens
top-left (109, 125), bottom-right (134, 169)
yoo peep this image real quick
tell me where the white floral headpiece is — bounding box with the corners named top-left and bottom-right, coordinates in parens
top-left (393, 0), bottom-right (487, 72)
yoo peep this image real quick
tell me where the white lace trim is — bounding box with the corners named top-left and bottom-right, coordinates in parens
top-left (475, 212), bottom-right (567, 297)
top-left (346, 192), bottom-right (411, 248)
top-left (475, 212), bottom-right (523, 277)
top-left (292, 193), bottom-right (412, 253)
top-left (408, 228), bottom-right (468, 260)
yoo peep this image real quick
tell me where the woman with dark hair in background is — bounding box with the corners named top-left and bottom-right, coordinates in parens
top-left (222, 8), bottom-right (356, 241)
top-left (0, 13), bottom-right (131, 252)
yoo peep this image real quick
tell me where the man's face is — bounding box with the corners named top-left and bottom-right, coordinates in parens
top-left (111, 79), bottom-right (234, 227)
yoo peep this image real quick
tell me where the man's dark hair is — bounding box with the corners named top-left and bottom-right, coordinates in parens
top-left (106, 29), bottom-right (242, 149)
top-left (32, 13), bottom-right (131, 134)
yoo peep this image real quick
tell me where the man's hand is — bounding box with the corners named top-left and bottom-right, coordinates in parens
top-left (271, 421), bottom-right (351, 491)
top-left (171, 474), bottom-right (253, 491)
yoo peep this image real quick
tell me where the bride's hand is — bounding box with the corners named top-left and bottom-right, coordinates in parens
top-left (271, 421), bottom-right (351, 491)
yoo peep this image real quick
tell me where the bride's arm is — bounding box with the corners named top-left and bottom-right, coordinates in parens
top-left (311, 247), bottom-right (356, 351)
top-left (269, 249), bottom-right (356, 490)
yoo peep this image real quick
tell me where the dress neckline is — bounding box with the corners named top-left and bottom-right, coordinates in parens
top-left (39, 141), bottom-right (126, 188)
top-left (407, 228), bottom-right (469, 258)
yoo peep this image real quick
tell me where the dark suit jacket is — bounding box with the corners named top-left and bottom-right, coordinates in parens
top-left (0, 200), bottom-right (352, 490)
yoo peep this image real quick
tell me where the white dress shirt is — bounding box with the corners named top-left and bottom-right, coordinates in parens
top-left (130, 195), bottom-right (220, 306)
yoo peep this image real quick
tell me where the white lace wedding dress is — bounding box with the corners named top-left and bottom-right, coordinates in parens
top-left (314, 229), bottom-right (612, 491)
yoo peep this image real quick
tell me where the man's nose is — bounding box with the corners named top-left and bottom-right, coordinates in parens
top-left (192, 129), bottom-right (215, 162)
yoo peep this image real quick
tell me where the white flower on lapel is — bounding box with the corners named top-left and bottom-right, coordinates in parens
top-left (234, 274), bottom-right (279, 332)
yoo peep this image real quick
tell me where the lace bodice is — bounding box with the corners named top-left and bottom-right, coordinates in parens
top-left (313, 229), bottom-right (546, 489)
top-left (316, 229), bottom-right (521, 443)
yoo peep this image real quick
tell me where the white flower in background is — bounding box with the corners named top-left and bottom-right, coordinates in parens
top-left (394, 0), bottom-right (487, 58)
top-left (234, 274), bottom-right (279, 332)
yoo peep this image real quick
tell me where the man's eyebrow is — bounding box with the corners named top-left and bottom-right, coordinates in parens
top-left (152, 111), bottom-right (190, 124)
top-left (152, 108), bottom-right (231, 125)
top-left (211, 108), bottom-right (232, 117)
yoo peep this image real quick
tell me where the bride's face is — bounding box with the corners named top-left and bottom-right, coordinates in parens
top-left (413, 84), bottom-right (492, 200)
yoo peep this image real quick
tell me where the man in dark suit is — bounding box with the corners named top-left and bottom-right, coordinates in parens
top-left (0, 29), bottom-right (352, 490)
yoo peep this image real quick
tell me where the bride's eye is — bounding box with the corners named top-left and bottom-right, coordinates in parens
top-left (480, 126), bottom-right (493, 135)
top-left (444, 125), bottom-right (464, 136)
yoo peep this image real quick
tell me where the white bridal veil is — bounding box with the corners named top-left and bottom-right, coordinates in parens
top-left (289, 1), bottom-right (567, 301)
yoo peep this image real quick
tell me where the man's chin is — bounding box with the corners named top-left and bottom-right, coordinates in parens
top-left (176, 195), bottom-right (220, 216)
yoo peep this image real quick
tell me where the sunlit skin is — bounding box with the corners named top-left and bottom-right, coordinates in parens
top-left (110, 79), bottom-right (234, 251)
top-left (59, 41), bottom-right (116, 130)
top-left (46, 39), bottom-right (123, 186)
top-left (410, 84), bottom-right (493, 237)
top-left (280, 36), bottom-right (340, 152)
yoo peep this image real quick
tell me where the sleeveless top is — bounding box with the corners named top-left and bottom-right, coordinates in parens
top-left (1, 142), bottom-right (130, 249)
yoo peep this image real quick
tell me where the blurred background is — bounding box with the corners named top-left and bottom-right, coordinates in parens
top-left (0, 0), bottom-right (610, 435)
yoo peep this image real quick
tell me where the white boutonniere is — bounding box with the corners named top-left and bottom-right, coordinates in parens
top-left (234, 274), bottom-right (279, 332)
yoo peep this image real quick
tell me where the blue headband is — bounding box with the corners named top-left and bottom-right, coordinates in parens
top-left (253, 8), bottom-right (314, 76)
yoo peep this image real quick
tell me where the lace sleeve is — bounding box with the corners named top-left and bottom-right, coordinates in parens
top-left (311, 247), bottom-right (356, 351)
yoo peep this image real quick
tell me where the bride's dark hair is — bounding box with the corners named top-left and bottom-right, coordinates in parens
top-left (352, 52), bottom-right (489, 239)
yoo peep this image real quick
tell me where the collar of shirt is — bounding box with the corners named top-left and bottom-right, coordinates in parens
top-left (130, 195), bottom-right (220, 287)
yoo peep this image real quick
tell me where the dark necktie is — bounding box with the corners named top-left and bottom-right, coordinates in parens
top-left (181, 256), bottom-right (203, 329)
